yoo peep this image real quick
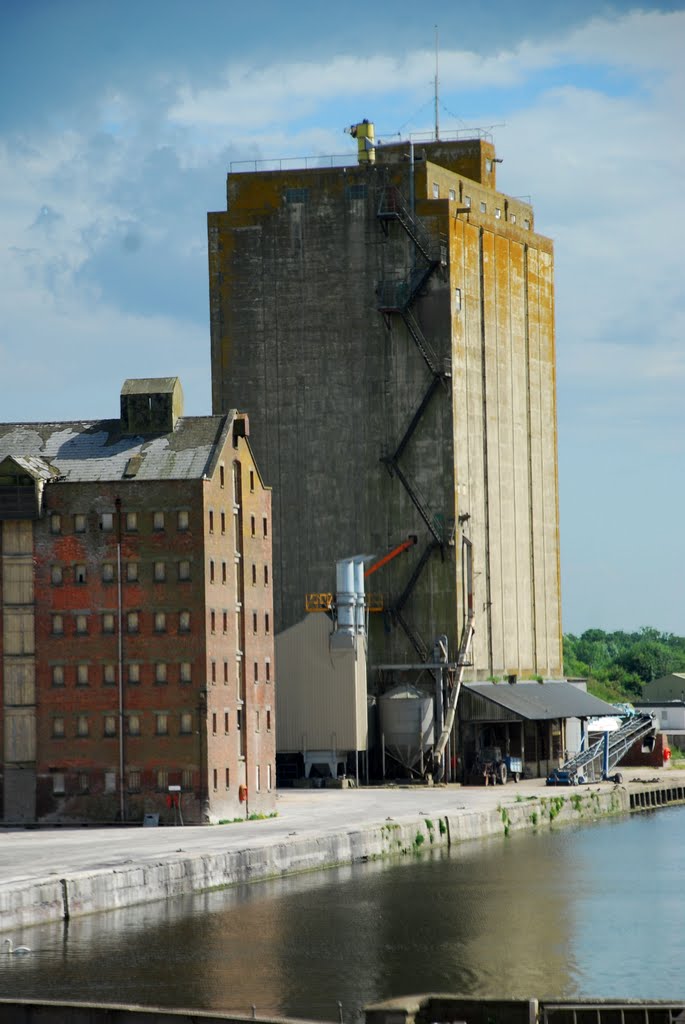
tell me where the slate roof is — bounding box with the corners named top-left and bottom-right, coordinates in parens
top-left (0, 416), bottom-right (230, 483)
top-left (463, 682), bottom-right (617, 721)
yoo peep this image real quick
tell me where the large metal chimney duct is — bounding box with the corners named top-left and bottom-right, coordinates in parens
top-left (354, 557), bottom-right (366, 634)
top-left (335, 558), bottom-right (356, 637)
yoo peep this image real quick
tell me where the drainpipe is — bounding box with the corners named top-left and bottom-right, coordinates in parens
top-left (115, 497), bottom-right (125, 822)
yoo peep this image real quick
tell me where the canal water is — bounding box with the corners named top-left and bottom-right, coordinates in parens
top-left (1, 806), bottom-right (683, 1019)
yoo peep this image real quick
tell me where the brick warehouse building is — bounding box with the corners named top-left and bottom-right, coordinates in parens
top-left (208, 126), bottom-right (561, 681)
top-left (0, 377), bottom-right (275, 824)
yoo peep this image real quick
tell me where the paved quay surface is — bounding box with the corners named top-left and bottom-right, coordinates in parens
top-left (2, 766), bottom-right (684, 890)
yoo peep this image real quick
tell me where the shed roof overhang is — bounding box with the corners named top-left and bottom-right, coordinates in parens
top-left (461, 682), bottom-right (617, 723)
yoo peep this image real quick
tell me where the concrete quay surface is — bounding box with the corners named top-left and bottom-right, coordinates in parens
top-left (2, 767), bottom-right (684, 934)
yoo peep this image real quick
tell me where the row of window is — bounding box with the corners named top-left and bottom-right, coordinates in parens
top-left (49, 509), bottom-right (191, 535)
top-left (49, 657), bottom-right (272, 688)
top-left (432, 182), bottom-right (531, 229)
top-left (50, 764), bottom-right (273, 795)
top-left (50, 706), bottom-right (271, 740)
top-left (51, 711), bottom-right (194, 739)
top-left (51, 609), bottom-right (193, 635)
top-left (51, 559), bottom-right (194, 586)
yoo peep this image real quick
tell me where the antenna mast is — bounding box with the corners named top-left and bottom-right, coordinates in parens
top-left (434, 25), bottom-right (439, 141)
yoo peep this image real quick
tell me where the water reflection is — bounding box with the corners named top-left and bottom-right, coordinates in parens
top-left (0, 808), bottom-right (683, 1019)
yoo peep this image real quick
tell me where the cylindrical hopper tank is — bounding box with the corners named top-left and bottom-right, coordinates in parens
top-left (379, 683), bottom-right (434, 772)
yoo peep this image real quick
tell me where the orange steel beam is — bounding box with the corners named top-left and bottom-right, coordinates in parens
top-left (364, 534), bottom-right (417, 577)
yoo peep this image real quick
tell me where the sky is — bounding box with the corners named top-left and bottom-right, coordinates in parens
top-left (1, 0), bottom-right (684, 638)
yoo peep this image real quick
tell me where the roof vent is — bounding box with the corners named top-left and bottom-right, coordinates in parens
top-left (120, 377), bottom-right (183, 436)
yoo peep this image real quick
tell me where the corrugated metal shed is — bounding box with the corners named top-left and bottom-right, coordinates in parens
top-left (462, 682), bottom-right (616, 722)
top-left (0, 416), bottom-right (229, 482)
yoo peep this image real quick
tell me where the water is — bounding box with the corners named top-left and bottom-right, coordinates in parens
top-left (1, 807), bottom-right (683, 1019)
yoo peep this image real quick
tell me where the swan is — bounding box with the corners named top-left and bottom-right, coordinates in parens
top-left (3, 939), bottom-right (31, 955)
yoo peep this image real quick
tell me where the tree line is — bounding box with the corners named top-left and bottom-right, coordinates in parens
top-left (563, 627), bottom-right (685, 703)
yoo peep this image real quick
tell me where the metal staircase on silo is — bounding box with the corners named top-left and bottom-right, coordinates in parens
top-left (376, 184), bottom-right (450, 661)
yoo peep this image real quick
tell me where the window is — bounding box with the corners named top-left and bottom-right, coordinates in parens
top-left (495, 207), bottom-right (501, 219)
top-left (180, 661), bottom-right (192, 683)
top-left (486, 158), bottom-right (494, 173)
top-left (224, 711), bottom-right (229, 733)
top-left (102, 612), bottom-right (115, 634)
top-left (50, 514), bottom-right (61, 534)
top-left (156, 713), bottom-right (168, 736)
top-left (128, 662), bottom-right (140, 685)
top-left (524, 218), bottom-right (530, 230)
top-left (225, 767), bottom-right (230, 789)
top-left (221, 561), bottom-right (227, 584)
top-left (51, 564), bottom-right (63, 585)
top-left (220, 464), bottom-right (225, 488)
top-left (266, 709), bottom-right (272, 732)
top-left (75, 563), bottom-right (86, 584)
top-left (76, 663), bottom-right (89, 686)
top-left (52, 665), bottom-right (64, 687)
top-left (52, 614), bottom-right (64, 635)
top-left (74, 513), bottom-right (86, 533)
top-left (211, 660), bottom-right (217, 684)
top-left (265, 612), bottom-right (270, 634)
top-left (100, 512), bottom-right (113, 531)
top-left (153, 511), bottom-right (165, 531)
top-left (128, 770), bottom-right (141, 792)
top-left (210, 610), bottom-right (216, 633)
top-left (125, 511), bottom-right (138, 531)
top-left (155, 662), bottom-right (167, 684)
top-left (213, 768), bottom-right (218, 790)
top-left (75, 614), bottom-right (88, 635)
top-left (268, 764), bottom-right (272, 791)
top-left (209, 510), bottom-right (214, 533)
top-left (77, 715), bottom-right (89, 737)
top-left (221, 511), bottom-right (226, 535)
top-left (250, 515), bottom-right (256, 537)
top-left (264, 565), bottom-right (269, 586)
top-left (178, 560), bottom-right (190, 581)
top-left (180, 712), bottom-right (193, 735)
top-left (210, 560), bottom-right (215, 583)
top-left (253, 660), bottom-right (259, 683)
top-left (432, 181), bottom-right (439, 198)
top-left (223, 659), bottom-right (229, 684)
top-left (154, 561), bottom-right (166, 582)
top-left (102, 562), bottom-right (115, 582)
top-left (127, 611), bottom-right (139, 633)
top-left (255, 710), bottom-right (260, 732)
top-left (251, 564), bottom-right (257, 585)
top-left (449, 188), bottom-right (456, 201)
top-left (480, 201), bottom-right (487, 213)
top-left (177, 509), bottom-right (189, 531)
top-left (249, 470), bottom-right (255, 492)
top-left (79, 772), bottom-right (89, 793)
top-left (104, 715), bottom-right (117, 737)
top-left (103, 663), bottom-right (116, 686)
top-left (236, 708), bottom-right (243, 731)
top-left (104, 771), bottom-right (117, 793)
top-left (255, 765), bottom-right (261, 792)
top-left (252, 612), bottom-right (258, 634)
top-left (265, 658), bottom-right (271, 683)
top-left (464, 195), bottom-right (471, 208)
top-left (126, 561), bottom-right (138, 582)
top-left (234, 513), bottom-right (241, 551)
top-left (510, 213), bottom-right (517, 224)
top-left (212, 712), bottom-right (217, 735)
top-left (182, 768), bottom-right (193, 790)
top-left (154, 611), bottom-right (166, 633)
top-left (179, 610), bottom-right (191, 632)
top-left (263, 516), bottom-right (268, 538)
top-left (454, 287), bottom-right (462, 312)
top-left (222, 611), bottom-right (228, 634)
top-left (128, 714), bottom-right (141, 736)
top-left (53, 772), bottom-right (65, 794)
top-left (156, 769), bottom-right (168, 790)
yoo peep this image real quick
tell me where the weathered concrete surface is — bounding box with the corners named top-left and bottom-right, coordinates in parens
top-left (2, 768), bottom-right (684, 934)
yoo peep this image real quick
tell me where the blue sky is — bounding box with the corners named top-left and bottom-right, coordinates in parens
top-left (1, 0), bottom-right (684, 637)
